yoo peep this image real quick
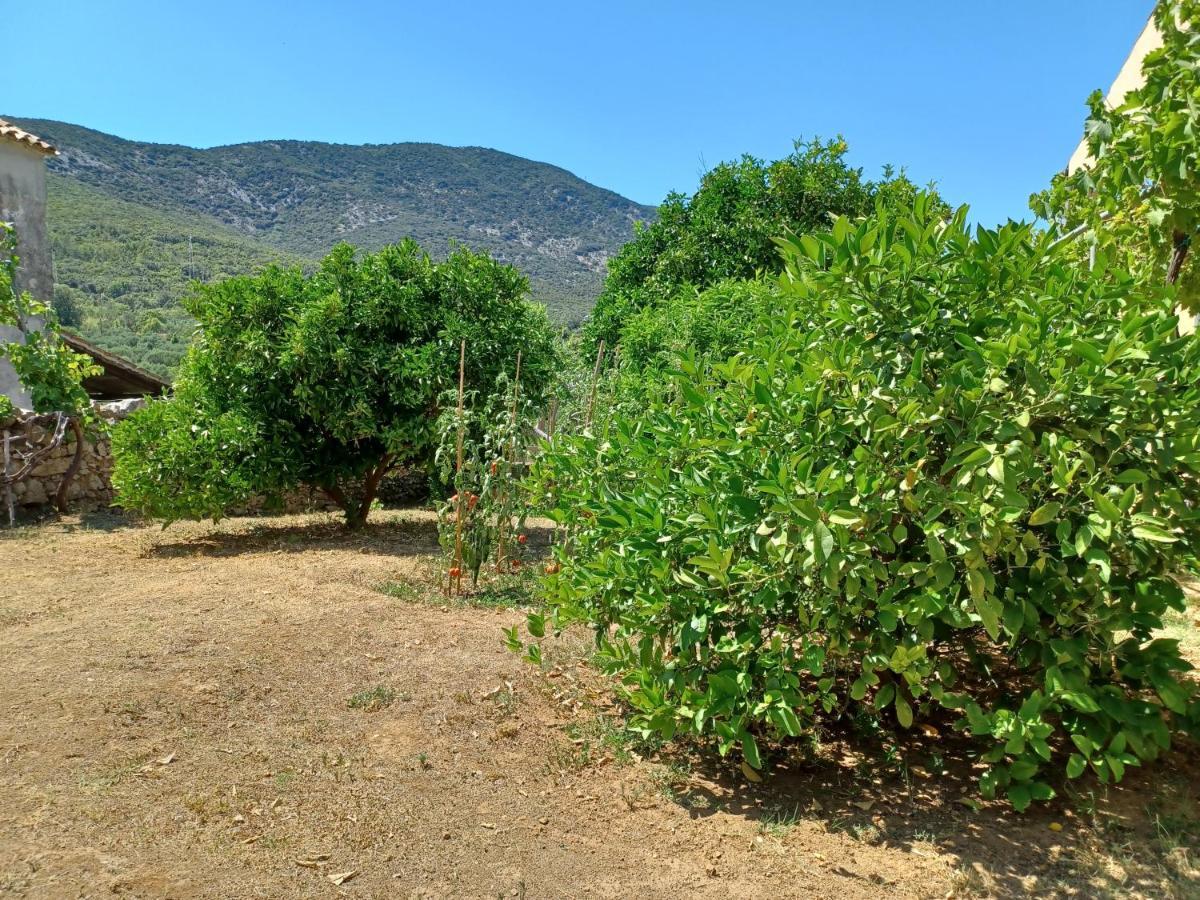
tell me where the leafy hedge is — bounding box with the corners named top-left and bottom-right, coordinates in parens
top-left (523, 195), bottom-right (1200, 809)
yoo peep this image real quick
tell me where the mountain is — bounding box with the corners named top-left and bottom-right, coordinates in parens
top-left (12, 118), bottom-right (656, 375)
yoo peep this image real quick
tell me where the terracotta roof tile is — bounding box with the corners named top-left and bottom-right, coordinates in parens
top-left (0, 119), bottom-right (57, 155)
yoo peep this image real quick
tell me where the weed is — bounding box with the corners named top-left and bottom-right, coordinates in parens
top-left (758, 803), bottom-right (802, 838)
top-left (562, 715), bottom-right (660, 769)
top-left (490, 684), bottom-right (517, 719)
top-left (649, 760), bottom-right (692, 802)
top-left (379, 580), bottom-right (421, 602)
top-left (347, 685), bottom-right (397, 711)
top-left (460, 570), bottom-right (537, 609)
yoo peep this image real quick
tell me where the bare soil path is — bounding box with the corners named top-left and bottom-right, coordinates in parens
top-left (1, 511), bottom-right (1196, 898)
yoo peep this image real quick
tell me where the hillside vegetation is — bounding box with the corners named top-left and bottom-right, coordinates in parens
top-left (17, 118), bottom-right (654, 373)
top-left (47, 175), bottom-right (308, 374)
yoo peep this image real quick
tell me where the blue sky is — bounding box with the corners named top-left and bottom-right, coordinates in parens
top-left (8, 1), bottom-right (1156, 225)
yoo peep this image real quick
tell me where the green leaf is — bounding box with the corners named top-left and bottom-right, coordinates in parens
top-left (1028, 502), bottom-right (1060, 526)
top-left (1132, 524), bottom-right (1178, 543)
top-left (1093, 493), bottom-right (1122, 523)
top-left (775, 705), bottom-right (803, 737)
top-left (1066, 753), bottom-right (1087, 779)
top-left (1008, 783), bottom-right (1033, 812)
top-left (814, 520), bottom-right (835, 559)
top-left (895, 693), bottom-right (913, 729)
top-left (1072, 340), bottom-right (1105, 367)
top-left (741, 733), bottom-right (762, 770)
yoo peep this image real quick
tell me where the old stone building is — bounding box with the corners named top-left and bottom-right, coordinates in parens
top-left (1, 120), bottom-right (168, 514)
top-left (0, 118), bottom-right (57, 407)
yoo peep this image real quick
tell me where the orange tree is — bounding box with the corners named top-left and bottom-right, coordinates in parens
top-left (518, 195), bottom-right (1200, 810)
top-left (113, 240), bottom-right (557, 529)
top-left (1035, 1), bottom-right (1200, 304)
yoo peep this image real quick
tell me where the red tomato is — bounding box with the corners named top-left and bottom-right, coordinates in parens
top-left (517, 534), bottom-right (528, 545)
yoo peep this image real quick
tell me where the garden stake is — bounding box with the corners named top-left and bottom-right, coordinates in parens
top-left (586, 339), bottom-right (605, 429)
top-left (497, 351), bottom-right (521, 571)
top-left (3, 430), bottom-right (12, 528)
top-left (452, 339), bottom-right (466, 596)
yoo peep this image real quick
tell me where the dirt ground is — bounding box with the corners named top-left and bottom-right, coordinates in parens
top-left (1, 510), bottom-right (1197, 899)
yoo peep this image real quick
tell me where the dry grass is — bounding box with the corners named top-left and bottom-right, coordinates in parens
top-left (0, 509), bottom-right (1197, 898)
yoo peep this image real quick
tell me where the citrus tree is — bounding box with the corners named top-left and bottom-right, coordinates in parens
top-left (584, 138), bottom-right (935, 356)
top-left (112, 240), bottom-right (558, 529)
top-left (519, 195), bottom-right (1200, 809)
top-left (1035, 0), bottom-right (1200, 308)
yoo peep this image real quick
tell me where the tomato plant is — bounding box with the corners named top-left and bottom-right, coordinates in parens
top-left (435, 373), bottom-right (539, 589)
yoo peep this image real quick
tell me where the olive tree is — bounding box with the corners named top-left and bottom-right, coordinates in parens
top-left (112, 240), bottom-right (558, 528)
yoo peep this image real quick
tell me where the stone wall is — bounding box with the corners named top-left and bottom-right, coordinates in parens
top-left (3, 400), bottom-right (433, 518)
top-left (2, 400), bottom-right (138, 512)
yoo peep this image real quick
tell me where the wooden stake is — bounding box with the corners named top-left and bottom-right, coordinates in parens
top-left (452, 339), bottom-right (467, 596)
top-left (497, 351), bottom-right (522, 571)
top-left (3, 430), bottom-right (13, 528)
top-left (586, 339), bottom-right (605, 429)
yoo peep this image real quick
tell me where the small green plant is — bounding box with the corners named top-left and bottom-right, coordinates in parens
top-left (434, 372), bottom-right (539, 587)
top-left (378, 579), bottom-right (421, 602)
top-left (347, 685), bottom-right (397, 712)
top-left (0, 223), bottom-right (99, 420)
top-left (758, 804), bottom-right (803, 838)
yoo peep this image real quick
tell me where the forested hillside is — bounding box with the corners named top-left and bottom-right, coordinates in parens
top-left (16, 118), bottom-right (655, 373)
top-left (47, 175), bottom-right (309, 374)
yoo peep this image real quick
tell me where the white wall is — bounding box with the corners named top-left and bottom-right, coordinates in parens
top-left (0, 140), bottom-right (53, 408)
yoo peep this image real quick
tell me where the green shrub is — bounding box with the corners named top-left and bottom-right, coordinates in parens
top-left (611, 278), bottom-right (781, 404)
top-left (521, 194), bottom-right (1200, 809)
top-left (584, 138), bottom-right (935, 355)
top-left (112, 240), bottom-right (558, 528)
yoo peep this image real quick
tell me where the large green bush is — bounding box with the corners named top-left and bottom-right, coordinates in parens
top-left (113, 240), bottom-right (558, 528)
top-left (522, 194), bottom-right (1200, 809)
top-left (611, 278), bottom-right (781, 404)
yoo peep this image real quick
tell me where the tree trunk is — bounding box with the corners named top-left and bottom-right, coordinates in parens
top-left (55, 417), bottom-right (84, 513)
top-left (324, 454), bottom-right (393, 530)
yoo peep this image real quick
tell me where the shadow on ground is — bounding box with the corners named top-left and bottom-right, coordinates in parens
top-left (142, 509), bottom-right (558, 561)
top-left (653, 731), bottom-right (1200, 897)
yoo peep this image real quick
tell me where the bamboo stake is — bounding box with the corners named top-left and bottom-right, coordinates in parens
top-left (451, 339), bottom-right (467, 596)
top-left (497, 351), bottom-right (522, 571)
top-left (585, 339), bottom-right (605, 429)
